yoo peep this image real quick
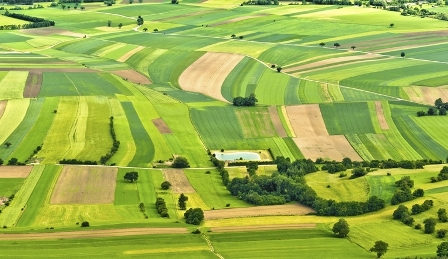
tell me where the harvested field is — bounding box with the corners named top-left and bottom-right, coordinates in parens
top-left (162, 168), bottom-right (195, 193)
top-left (211, 223), bottom-right (316, 232)
top-left (50, 166), bottom-right (117, 204)
top-left (286, 105), bottom-right (361, 161)
top-left (23, 71), bottom-right (42, 98)
top-left (58, 31), bottom-right (85, 38)
top-left (0, 228), bottom-right (188, 240)
top-left (0, 68), bottom-right (92, 72)
top-left (284, 53), bottom-right (381, 73)
top-left (375, 101), bottom-right (389, 130)
top-left (210, 15), bottom-right (262, 27)
top-left (293, 136), bottom-right (362, 161)
top-left (0, 166), bottom-right (32, 178)
top-left (286, 104), bottom-right (328, 136)
top-left (0, 100), bottom-right (6, 118)
top-left (152, 118), bottom-right (172, 134)
top-left (179, 52), bottom-right (244, 103)
top-left (20, 27), bottom-right (68, 36)
top-left (204, 204), bottom-right (315, 220)
top-left (268, 106), bottom-right (287, 137)
top-left (111, 69), bottom-right (151, 84)
top-left (117, 46), bottom-right (144, 62)
top-left (404, 86), bottom-right (448, 105)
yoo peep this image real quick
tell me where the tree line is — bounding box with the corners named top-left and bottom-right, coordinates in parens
top-left (233, 93), bottom-right (258, 106)
top-left (100, 116), bottom-right (120, 165)
top-left (391, 176), bottom-right (424, 205)
top-left (430, 166), bottom-right (448, 183)
top-left (1, 10), bottom-right (55, 30)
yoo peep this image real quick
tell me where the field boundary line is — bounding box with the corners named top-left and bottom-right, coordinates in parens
top-left (202, 233), bottom-right (224, 259)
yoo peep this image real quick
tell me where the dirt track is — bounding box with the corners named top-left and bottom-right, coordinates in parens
top-left (375, 101), bottom-right (389, 130)
top-left (23, 71), bottom-right (42, 98)
top-left (0, 166), bottom-right (33, 178)
top-left (0, 228), bottom-right (188, 240)
top-left (211, 223), bottom-right (317, 232)
top-left (204, 204), bottom-right (315, 220)
top-left (179, 52), bottom-right (243, 102)
top-left (268, 106), bottom-right (287, 137)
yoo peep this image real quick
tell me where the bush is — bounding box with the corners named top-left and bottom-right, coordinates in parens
top-left (161, 181), bottom-right (171, 190)
top-left (184, 208), bottom-right (204, 225)
top-left (172, 156), bottom-right (190, 168)
top-left (438, 229), bottom-right (448, 238)
top-left (81, 221), bottom-right (90, 227)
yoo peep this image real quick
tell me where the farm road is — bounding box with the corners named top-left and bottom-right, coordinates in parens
top-left (0, 228), bottom-right (188, 240)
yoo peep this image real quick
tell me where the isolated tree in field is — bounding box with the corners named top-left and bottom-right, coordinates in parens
top-left (62, 4), bottom-right (66, 9)
top-left (143, 28), bottom-right (148, 32)
top-left (4, 142), bottom-right (11, 148)
top-left (319, 42), bottom-right (325, 47)
top-left (118, 23), bottom-right (123, 29)
top-left (153, 28), bottom-right (158, 32)
top-left (351, 46), bottom-right (356, 50)
top-left (334, 43), bottom-right (340, 48)
top-left (161, 181), bottom-right (171, 190)
top-left (438, 208), bottom-right (448, 222)
top-left (81, 6), bottom-right (85, 10)
top-left (369, 240), bottom-right (388, 258)
top-left (107, 20), bottom-right (111, 27)
top-left (81, 221), bottom-right (90, 227)
top-left (437, 229), bottom-right (448, 238)
top-left (184, 208), bottom-right (204, 225)
top-left (74, 6), bottom-right (77, 9)
top-left (424, 217), bottom-right (437, 234)
top-left (178, 193), bottom-right (188, 210)
top-left (276, 67), bottom-right (282, 73)
top-left (137, 15), bottom-right (144, 26)
top-left (239, 36), bottom-right (244, 39)
top-left (401, 52), bottom-right (405, 57)
top-left (231, 34), bottom-right (236, 38)
top-left (67, 6), bottom-right (70, 9)
top-left (438, 242), bottom-right (448, 257)
top-left (172, 156), bottom-right (190, 168)
top-left (389, 23), bottom-right (394, 28)
top-left (332, 218), bottom-right (350, 237)
top-left (124, 171), bottom-right (138, 182)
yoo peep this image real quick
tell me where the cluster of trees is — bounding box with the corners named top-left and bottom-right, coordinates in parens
top-left (393, 200), bottom-right (433, 226)
top-left (4, 10), bottom-right (55, 24)
top-left (59, 159), bottom-right (97, 165)
top-left (209, 155), bottom-right (230, 186)
top-left (241, 0), bottom-right (279, 5)
top-left (100, 116), bottom-right (120, 165)
top-left (184, 208), bottom-right (204, 225)
top-left (411, 200), bottom-right (434, 215)
top-left (2, 0), bottom-right (48, 4)
top-left (155, 197), bottom-right (169, 217)
top-left (417, 107), bottom-right (446, 117)
top-left (124, 172), bottom-right (138, 182)
top-left (391, 176), bottom-right (424, 205)
top-left (178, 193), bottom-right (188, 210)
top-left (232, 93), bottom-right (258, 106)
top-left (172, 156), bottom-right (190, 168)
top-left (4, 157), bottom-right (25, 166)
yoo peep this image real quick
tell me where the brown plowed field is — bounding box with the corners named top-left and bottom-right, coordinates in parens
top-left (0, 228), bottom-right (188, 240)
top-left (0, 166), bottom-right (33, 178)
top-left (152, 118), bottom-right (172, 134)
top-left (162, 169), bottom-right (195, 193)
top-left (286, 105), bottom-right (361, 161)
top-left (20, 27), bottom-right (69, 36)
top-left (117, 46), bottom-right (144, 62)
top-left (0, 100), bottom-right (7, 118)
top-left (179, 52), bottom-right (244, 102)
top-left (50, 166), bottom-right (117, 204)
top-left (404, 86), bottom-right (448, 105)
top-left (268, 106), bottom-right (287, 137)
top-left (210, 15), bottom-right (262, 26)
top-left (204, 204), bottom-right (315, 220)
top-left (23, 71), bottom-right (42, 98)
top-left (111, 70), bottom-right (151, 84)
top-left (375, 101), bottom-right (389, 130)
top-left (211, 223), bottom-right (316, 232)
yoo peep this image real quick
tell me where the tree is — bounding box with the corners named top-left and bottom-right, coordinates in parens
top-left (412, 188), bottom-right (424, 197)
top-left (0, 158), bottom-right (3, 165)
top-left (62, 4), bottom-right (66, 9)
top-left (137, 15), bottom-right (144, 26)
top-left (184, 208), bottom-right (204, 225)
top-left (161, 181), bottom-right (171, 190)
top-left (107, 20), bottom-right (111, 27)
top-left (437, 229), bottom-right (448, 238)
top-left (440, 108), bottom-right (447, 115)
top-left (143, 28), bottom-right (148, 32)
top-left (239, 36), bottom-right (244, 39)
top-left (401, 52), bottom-right (405, 57)
top-left (319, 42), bottom-right (325, 47)
top-left (437, 242), bottom-right (448, 257)
top-left (369, 240), bottom-right (388, 258)
top-left (129, 0), bottom-right (133, 3)
top-left (438, 208), bottom-right (448, 222)
top-left (4, 142), bottom-right (11, 148)
top-left (428, 107), bottom-right (436, 115)
top-left (435, 98), bottom-right (443, 108)
top-left (351, 46), bottom-right (356, 50)
top-left (7, 158), bottom-right (18, 165)
top-left (334, 43), bottom-right (340, 48)
top-left (67, 6), bottom-right (71, 9)
top-left (393, 205), bottom-right (409, 219)
top-left (389, 23), bottom-right (394, 28)
top-left (178, 193), bottom-right (188, 210)
top-left (81, 6), bottom-right (85, 10)
top-left (231, 34), bottom-right (236, 38)
top-left (424, 217), bottom-right (437, 234)
top-left (276, 67), bottom-right (282, 73)
top-left (172, 156), bottom-right (190, 168)
top-left (171, 0), bottom-right (179, 3)
top-left (153, 28), bottom-right (158, 32)
top-left (118, 23), bottom-right (123, 29)
top-left (81, 221), bottom-right (90, 227)
top-left (332, 218), bottom-right (350, 238)
top-left (124, 171), bottom-right (138, 182)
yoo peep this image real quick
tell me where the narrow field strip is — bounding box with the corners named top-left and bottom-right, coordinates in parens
top-left (0, 100), bottom-right (6, 118)
top-left (204, 204), bottom-right (315, 220)
top-left (23, 71), bottom-right (42, 98)
top-left (64, 96), bottom-right (88, 159)
top-left (0, 165), bottom-right (44, 227)
top-left (211, 223), bottom-right (317, 232)
top-left (162, 168), bottom-right (195, 194)
top-left (0, 98), bottom-right (30, 146)
top-left (0, 71), bottom-right (28, 99)
top-left (0, 166), bottom-right (32, 178)
top-left (118, 46), bottom-right (145, 62)
top-left (374, 101), bottom-right (389, 130)
top-left (268, 106), bottom-right (287, 137)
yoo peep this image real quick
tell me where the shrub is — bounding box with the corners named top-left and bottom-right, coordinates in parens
top-left (81, 221), bottom-right (90, 227)
top-left (172, 156), bottom-right (190, 168)
top-left (161, 181), bottom-right (171, 190)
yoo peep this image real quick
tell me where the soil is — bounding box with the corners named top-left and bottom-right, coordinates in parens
top-left (111, 69), bottom-right (151, 85)
top-left (152, 118), bottom-right (172, 134)
top-left (0, 100), bottom-right (7, 119)
top-left (268, 106), bottom-right (287, 137)
top-left (117, 46), bottom-right (144, 62)
top-left (0, 228), bottom-right (188, 240)
top-left (179, 52), bottom-right (244, 103)
top-left (404, 86), bottom-right (448, 105)
top-left (0, 166), bottom-right (33, 178)
top-left (50, 166), bottom-right (117, 204)
top-left (23, 71), bottom-right (43, 98)
top-left (375, 101), bottom-right (389, 130)
top-left (286, 104), bottom-right (328, 136)
top-left (204, 204), bottom-right (315, 220)
top-left (162, 168), bottom-right (195, 194)
top-left (293, 135), bottom-right (362, 161)
top-left (211, 223), bottom-right (317, 232)
top-left (20, 27), bottom-right (68, 36)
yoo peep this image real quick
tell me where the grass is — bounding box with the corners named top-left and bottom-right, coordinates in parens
top-left (0, 71), bottom-right (28, 99)
top-left (114, 168), bottom-right (141, 206)
top-left (235, 107), bottom-right (277, 138)
top-left (0, 179), bottom-right (24, 197)
top-left (320, 102), bottom-right (376, 135)
top-left (0, 99), bottom-right (30, 147)
top-left (365, 175), bottom-right (396, 203)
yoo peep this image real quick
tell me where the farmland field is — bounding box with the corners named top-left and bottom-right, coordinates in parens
top-left (3, 2), bottom-right (448, 258)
